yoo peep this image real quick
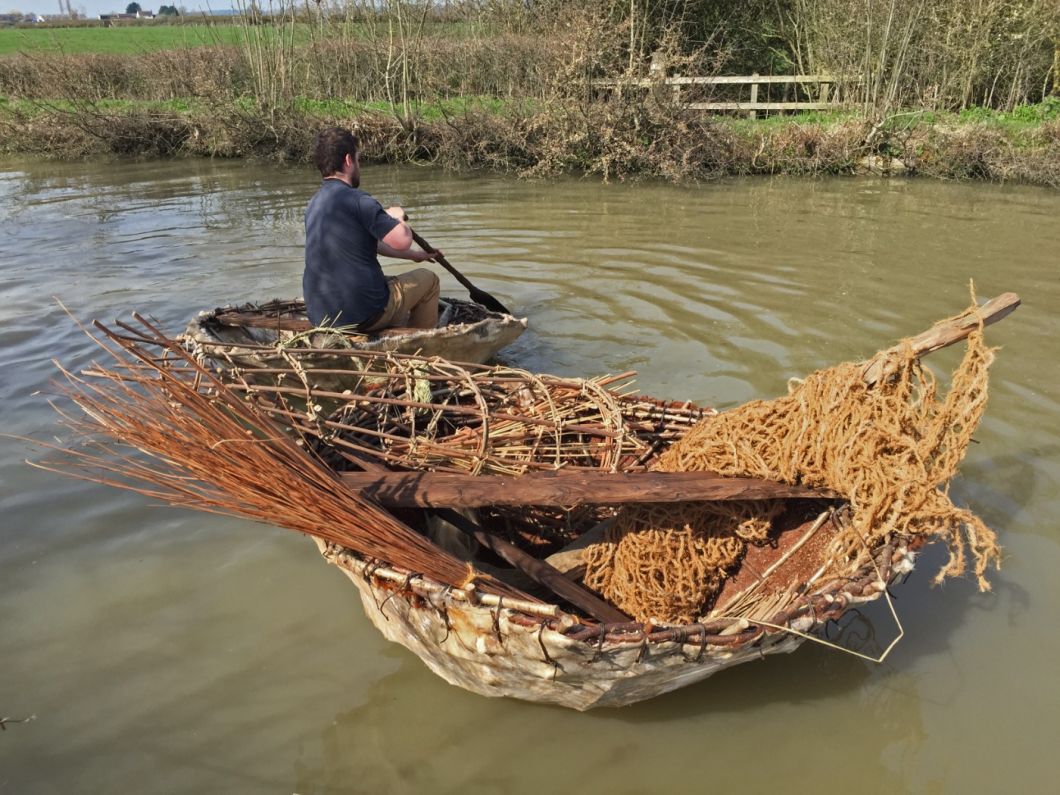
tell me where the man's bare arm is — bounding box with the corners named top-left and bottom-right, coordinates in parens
top-left (380, 205), bottom-right (413, 250)
top-left (377, 240), bottom-right (439, 262)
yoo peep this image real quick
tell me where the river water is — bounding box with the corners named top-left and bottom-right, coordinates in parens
top-left (1, 158), bottom-right (1057, 793)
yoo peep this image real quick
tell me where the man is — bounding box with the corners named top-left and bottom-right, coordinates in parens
top-left (303, 127), bottom-right (441, 331)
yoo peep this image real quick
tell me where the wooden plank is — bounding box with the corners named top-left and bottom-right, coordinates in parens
top-left (668, 75), bottom-right (837, 86)
top-left (339, 469), bottom-right (836, 508)
top-left (213, 311), bottom-right (316, 332)
top-left (544, 518), bottom-right (614, 575)
top-left (686, 102), bottom-right (839, 111)
top-left (431, 508), bottom-right (631, 623)
top-left (591, 75), bottom-right (838, 87)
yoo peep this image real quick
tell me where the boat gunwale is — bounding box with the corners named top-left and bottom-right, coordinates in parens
top-left (319, 536), bottom-right (914, 653)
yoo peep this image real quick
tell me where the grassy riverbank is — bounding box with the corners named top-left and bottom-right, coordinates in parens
top-left (3, 95), bottom-right (1058, 186)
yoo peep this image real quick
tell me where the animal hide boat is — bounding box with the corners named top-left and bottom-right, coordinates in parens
top-left (311, 522), bottom-right (912, 710)
top-left (35, 292), bottom-right (1020, 710)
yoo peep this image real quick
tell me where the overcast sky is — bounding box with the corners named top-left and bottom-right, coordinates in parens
top-left (13, 2), bottom-right (224, 16)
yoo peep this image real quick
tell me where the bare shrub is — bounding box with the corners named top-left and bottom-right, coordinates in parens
top-left (781, 0), bottom-right (1059, 112)
top-left (144, 47), bottom-right (249, 100)
top-left (728, 120), bottom-right (867, 176)
top-left (0, 48), bottom-right (247, 101)
top-left (910, 120), bottom-right (1060, 185)
top-left (0, 103), bottom-right (192, 157)
top-left (0, 53), bottom-right (149, 100)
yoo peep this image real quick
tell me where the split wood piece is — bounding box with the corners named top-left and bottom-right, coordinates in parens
top-left (710, 507), bottom-right (846, 617)
top-left (339, 469), bottom-right (838, 509)
top-left (212, 311), bottom-right (423, 339)
top-left (213, 311), bottom-right (316, 332)
top-left (431, 508), bottom-right (631, 624)
top-left (861, 292), bottom-right (1020, 386)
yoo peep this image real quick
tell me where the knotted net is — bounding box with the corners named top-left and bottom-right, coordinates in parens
top-left (583, 320), bottom-right (1001, 624)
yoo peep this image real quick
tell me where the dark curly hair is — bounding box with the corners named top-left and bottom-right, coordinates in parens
top-left (313, 127), bottom-right (359, 177)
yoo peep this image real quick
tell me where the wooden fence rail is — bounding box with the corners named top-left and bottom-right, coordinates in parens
top-left (592, 74), bottom-right (848, 118)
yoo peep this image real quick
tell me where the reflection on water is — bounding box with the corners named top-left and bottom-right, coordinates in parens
top-left (1, 157), bottom-right (1058, 793)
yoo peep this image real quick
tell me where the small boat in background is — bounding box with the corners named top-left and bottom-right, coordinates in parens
top-left (181, 297), bottom-right (527, 388)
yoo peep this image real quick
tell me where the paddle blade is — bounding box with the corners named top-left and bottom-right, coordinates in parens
top-left (470, 286), bottom-right (512, 316)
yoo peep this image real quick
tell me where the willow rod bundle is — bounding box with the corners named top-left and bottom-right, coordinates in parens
top-left (31, 313), bottom-right (532, 602)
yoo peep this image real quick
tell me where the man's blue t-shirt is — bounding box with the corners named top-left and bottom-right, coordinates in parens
top-left (303, 179), bottom-right (400, 327)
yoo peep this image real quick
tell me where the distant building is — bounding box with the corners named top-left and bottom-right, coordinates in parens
top-left (100, 11), bottom-right (156, 20)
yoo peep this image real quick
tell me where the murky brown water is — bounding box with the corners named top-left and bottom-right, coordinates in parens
top-left (2, 158), bottom-right (1058, 793)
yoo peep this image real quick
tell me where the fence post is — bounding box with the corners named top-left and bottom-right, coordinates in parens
top-left (748, 72), bottom-right (759, 119)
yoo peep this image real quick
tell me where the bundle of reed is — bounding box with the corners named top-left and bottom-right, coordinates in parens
top-left (30, 313), bottom-right (532, 602)
top-left (203, 350), bottom-right (710, 478)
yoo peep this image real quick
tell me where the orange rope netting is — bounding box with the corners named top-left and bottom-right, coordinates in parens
top-left (583, 326), bottom-right (1001, 624)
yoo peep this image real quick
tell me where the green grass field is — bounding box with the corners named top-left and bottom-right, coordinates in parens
top-left (0, 19), bottom-right (475, 56)
top-left (0, 25), bottom-right (247, 56)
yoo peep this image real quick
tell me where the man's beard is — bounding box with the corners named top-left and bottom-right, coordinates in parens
top-left (349, 170), bottom-right (360, 188)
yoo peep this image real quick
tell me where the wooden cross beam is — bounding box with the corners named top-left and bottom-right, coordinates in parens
top-left (339, 469), bottom-right (836, 509)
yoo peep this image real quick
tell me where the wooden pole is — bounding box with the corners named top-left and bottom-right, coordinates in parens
top-left (748, 73), bottom-right (759, 119)
top-left (861, 292), bottom-right (1021, 386)
top-left (340, 469), bottom-right (836, 508)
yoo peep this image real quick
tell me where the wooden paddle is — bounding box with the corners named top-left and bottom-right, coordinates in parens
top-left (408, 227), bottom-right (513, 316)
